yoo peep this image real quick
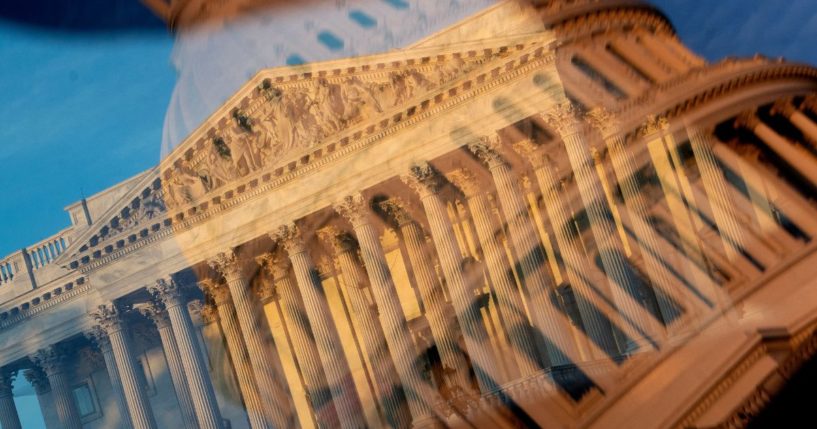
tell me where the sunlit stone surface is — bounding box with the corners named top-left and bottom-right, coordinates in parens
top-left (3, 1), bottom-right (817, 428)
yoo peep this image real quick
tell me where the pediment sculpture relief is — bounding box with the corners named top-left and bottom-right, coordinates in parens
top-left (162, 51), bottom-right (503, 209)
top-left (77, 178), bottom-right (168, 255)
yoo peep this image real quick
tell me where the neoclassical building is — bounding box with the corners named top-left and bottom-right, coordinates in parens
top-left (2, 1), bottom-right (817, 428)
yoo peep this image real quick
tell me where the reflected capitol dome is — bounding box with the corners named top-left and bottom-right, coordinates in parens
top-left (2, 1), bottom-right (817, 428)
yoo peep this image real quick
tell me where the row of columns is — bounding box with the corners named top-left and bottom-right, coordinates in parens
top-left (8, 99), bottom-right (812, 429)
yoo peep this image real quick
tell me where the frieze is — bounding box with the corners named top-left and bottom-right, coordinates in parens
top-left (75, 37), bottom-right (560, 272)
top-left (161, 48), bottom-right (511, 210)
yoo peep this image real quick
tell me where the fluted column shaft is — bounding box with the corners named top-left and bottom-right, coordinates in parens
top-left (571, 132), bottom-right (660, 344)
top-left (524, 154), bottom-right (620, 358)
top-left (588, 111), bottom-right (697, 327)
top-left (33, 348), bottom-right (83, 429)
top-left (737, 112), bottom-right (817, 185)
top-left (278, 231), bottom-right (367, 429)
top-left (474, 146), bottom-right (580, 366)
top-left (0, 371), bottom-right (22, 429)
top-left (140, 307), bottom-right (198, 429)
top-left (405, 171), bottom-right (501, 393)
top-left (209, 260), bottom-right (294, 429)
top-left (202, 283), bottom-right (271, 429)
top-left (393, 215), bottom-right (471, 391)
top-left (90, 331), bottom-right (134, 429)
top-left (107, 326), bottom-right (158, 429)
top-left (327, 235), bottom-right (412, 428)
top-left (711, 142), bottom-right (817, 234)
top-left (151, 280), bottom-right (225, 429)
top-left (330, 204), bottom-right (438, 427)
top-left (688, 129), bottom-right (750, 262)
top-left (270, 270), bottom-right (339, 428)
top-left (460, 188), bottom-right (542, 376)
top-left (773, 99), bottom-right (817, 145)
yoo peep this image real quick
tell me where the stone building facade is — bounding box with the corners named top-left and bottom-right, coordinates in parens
top-left (2, 1), bottom-right (817, 428)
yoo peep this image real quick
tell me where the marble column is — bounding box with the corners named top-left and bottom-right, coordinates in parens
top-left (772, 98), bottom-right (817, 145)
top-left (587, 108), bottom-right (699, 325)
top-left (0, 369), bottom-right (22, 429)
top-left (31, 346), bottom-right (83, 429)
top-left (734, 111), bottom-right (817, 185)
top-left (91, 304), bottom-right (158, 429)
top-left (445, 169), bottom-right (543, 377)
top-left (403, 164), bottom-right (501, 393)
top-left (273, 224), bottom-right (366, 429)
top-left (469, 138), bottom-right (583, 366)
top-left (256, 254), bottom-right (340, 428)
top-left (711, 141), bottom-right (817, 235)
top-left (137, 300), bottom-right (199, 429)
top-left (545, 103), bottom-right (664, 349)
top-left (87, 326), bottom-right (134, 429)
top-left (641, 116), bottom-right (733, 313)
top-left (511, 138), bottom-right (620, 358)
top-left (22, 367), bottom-right (54, 429)
top-left (378, 199), bottom-right (473, 394)
top-left (333, 197), bottom-right (439, 427)
top-left (150, 278), bottom-right (225, 429)
top-left (207, 252), bottom-right (295, 429)
top-left (198, 280), bottom-right (271, 429)
top-left (687, 126), bottom-right (751, 262)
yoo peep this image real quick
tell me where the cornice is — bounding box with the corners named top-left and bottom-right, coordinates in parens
top-left (75, 36), bottom-right (556, 273)
top-left (615, 59), bottom-right (817, 138)
top-left (544, 1), bottom-right (676, 40)
top-left (0, 277), bottom-right (90, 330)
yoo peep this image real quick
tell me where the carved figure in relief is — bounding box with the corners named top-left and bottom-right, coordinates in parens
top-left (226, 132), bottom-right (262, 176)
top-left (164, 59), bottom-right (487, 209)
top-left (166, 159), bottom-right (207, 207)
top-left (338, 76), bottom-right (383, 123)
top-left (199, 142), bottom-right (237, 191)
top-left (307, 78), bottom-right (346, 135)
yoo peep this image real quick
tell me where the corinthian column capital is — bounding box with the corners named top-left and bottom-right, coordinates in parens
top-left (86, 325), bottom-right (112, 351)
top-left (90, 303), bottom-right (126, 334)
top-left (149, 277), bottom-right (185, 309)
top-left (0, 369), bottom-right (16, 396)
top-left (402, 162), bottom-right (444, 198)
top-left (134, 299), bottom-right (171, 329)
top-left (543, 101), bottom-right (581, 137)
top-left (467, 135), bottom-right (506, 169)
top-left (801, 94), bottom-right (817, 113)
top-left (334, 193), bottom-right (370, 228)
top-left (586, 107), bottom-right (621, 138)
top-left (771, 98), bottom-right (796, 117)
top-left (445, 168), bottom-right (481, 198)
top-left (186, 299), bottom-right (216, 325)
top-left (31, 346), bottom-right (68, 377)
top-left (256, 252), bottom-right (291, 280)
top-left (512, 138), bottom-right (554, 169)
top-left (23, 367), bottom-right (49, 394)
top-left (377, 198), bottom-right (414, 227)
top-left (638, 114), bottom-right (671, 138)
top-left (271, 223), bottom-right (307, 255)
top-left (316, 226), bottom-right (358, 255)
top-left (734, 110), bottom-right (761, 131)
top-left (208, 249), bottom-right (255, 283)
top-left (198, 278), bottom-right (232, 306)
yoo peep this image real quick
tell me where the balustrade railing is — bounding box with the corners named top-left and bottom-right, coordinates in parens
top-left (27, 228), bottom-right (72, 271)
top-left (0, 228), bottom-right (73, 288)
top-left (0, 252), bottom-right (21, 286)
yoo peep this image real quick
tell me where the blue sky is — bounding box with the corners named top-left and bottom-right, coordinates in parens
top-left (0, 22), bottom-right (175, 257)
top-left (0, 0), bottom-right (815, 425)
top-left (0, 0), bottom-right (816, 259)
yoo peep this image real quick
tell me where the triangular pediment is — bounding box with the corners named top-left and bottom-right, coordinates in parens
top-left (157, 32), bottom-right (555, 209)
top-left (68, 31), bottom-right (558, 270)
top-left (59, 168), bottom-right (167, 268)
